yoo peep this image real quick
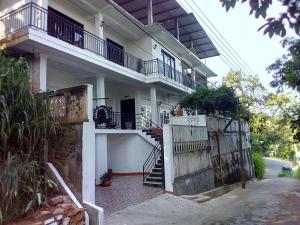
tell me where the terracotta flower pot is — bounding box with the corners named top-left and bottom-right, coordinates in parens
top-left (176, 110), bottom-right (183, 116)
top-left (101, 180), bottom-right (112, 187)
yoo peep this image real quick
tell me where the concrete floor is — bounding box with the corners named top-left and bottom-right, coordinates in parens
top-left (95, 176), bottom-right (163, 216)
top-left (106, 158), bottom-right (300, 225)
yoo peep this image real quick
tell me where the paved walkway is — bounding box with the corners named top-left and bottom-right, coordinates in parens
top-left (106, 158), bottom-right (300, 225)
top-left (95, 176), bottom-right (163, 216)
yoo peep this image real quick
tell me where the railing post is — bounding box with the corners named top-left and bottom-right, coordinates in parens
top-left (29, 3), bottom-right (33, 26)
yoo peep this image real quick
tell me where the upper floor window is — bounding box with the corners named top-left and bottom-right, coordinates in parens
top-left (195, 71), bottom-right (207, 88)
top-left (161, 50), bottom-right (175, 79)
top-left (48, 7), bottom-right (84, 48)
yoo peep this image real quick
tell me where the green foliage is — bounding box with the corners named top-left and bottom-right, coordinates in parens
top-left (180, 85), bottom-right (240, 118)
top-left (0, 53), bottom-right (57, 224)
top-left (222, 70), bottom-right (266, 110)
top-left (294, 167), bottom-right (300, 179)
top-left (220, 0), bottom-right (300, 37)
top-left (278, 171), bottom-right (293, 177)
top-left (252, 152), bottom-right (266, 179)
top-left (267, 38), bottom-right (300, 92)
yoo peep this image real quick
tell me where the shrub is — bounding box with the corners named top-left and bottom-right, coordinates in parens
top-left (0, 53), bottom-right (57, 224)
top-left (252, 152), bottom-right (266, 179)
top-left (294, 167), bottom-right (300, 179)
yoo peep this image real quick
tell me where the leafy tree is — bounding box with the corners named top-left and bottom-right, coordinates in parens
top-left (180, 85), bottom-right (240, 118)
top-left (267, 38), bottom-right (300, 92)
top-left (267, 37), bottom-right (300, 141)
top-left (222, 70), bottom-right (266, 111)
top-left (220, 0), bottom-right (300, 37)
top-left (222, 70), bottom-right (299, 157)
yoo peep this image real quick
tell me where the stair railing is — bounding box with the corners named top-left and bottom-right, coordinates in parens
top-left (143, 142), bottom-right (161, 183)
top-left (136, 113), bottom-right (162, 131)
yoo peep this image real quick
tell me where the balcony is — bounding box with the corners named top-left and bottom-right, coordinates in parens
top-left (145, 59), bottom-right (195, 89)
top-left (0, 3), bottom-right (195, 90)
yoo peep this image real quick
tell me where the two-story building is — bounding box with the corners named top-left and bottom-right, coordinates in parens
top-left (0, 0), bottom-right (220, 215)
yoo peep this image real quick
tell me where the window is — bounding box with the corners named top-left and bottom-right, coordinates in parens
top-left (195, 71), bottom-right (207, 88)
top-left (47, 7), bottom-right (84, 48)
top-left (161, 50), bottom-right (175, 79)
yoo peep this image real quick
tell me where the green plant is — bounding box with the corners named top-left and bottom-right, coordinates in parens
top-left (252, 152), bottom-right (266, 179)
top-left (100, 172), bottom-right (111, 184)
top-left (0, 53), bottom-right (57, 224)
top-left (294, 167), bottom-right (300, 179)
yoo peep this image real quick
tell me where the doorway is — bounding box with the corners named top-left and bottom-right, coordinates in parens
top-left (120, 99), bottom-right (136, 129)
top-left (107, 39), bottom-right (124, 66)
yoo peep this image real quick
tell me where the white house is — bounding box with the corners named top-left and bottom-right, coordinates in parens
top-left (0, 0), bottom-right (219, 208)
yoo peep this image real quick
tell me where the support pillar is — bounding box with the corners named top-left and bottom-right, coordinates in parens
top-left (175, 18), bottom-right (180, 40)
top-left (95, 13), bottom-right (104, 39)
top-left (147, 0), bottom-right (153, 25)
top-left (150, 86), bottom-right (158, 124)
top-left (82, 84), bottom-right (96, 203)
top-left (191, 69), bottom-right (196, 89)
top-left (31, 53), bottom-right (47, 92)
top-left (96, 76), bottom-right (105, 106)
top-left (95, 134), bottom-right (108, 185)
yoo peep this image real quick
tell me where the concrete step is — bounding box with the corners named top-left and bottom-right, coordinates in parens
top-left (154, 164), bottom-right (163, 169)
top-left (149, 172), bottom-right (163, 177)
top-left (146, 176), bottom-right (163, 182)
top-left (143, 180), bottom-right (163, 187)
top-left (192, 196), bottom-right (212, 203)
top-left (152, 168), bottom-right (163, 173)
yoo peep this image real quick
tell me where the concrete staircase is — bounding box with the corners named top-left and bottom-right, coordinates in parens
top-left (142, 128), bottom-right (164, 187)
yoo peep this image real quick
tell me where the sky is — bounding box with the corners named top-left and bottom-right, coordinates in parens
top-left (177, 0), bottom-right (293, 89)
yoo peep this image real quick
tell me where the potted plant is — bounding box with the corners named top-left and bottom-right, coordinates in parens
top-left (100, 172), bottom-right (112, 187)
top-left (176, 108), bottom-right (183, 116)
top-left (170, 106), bottom-right (176, 116)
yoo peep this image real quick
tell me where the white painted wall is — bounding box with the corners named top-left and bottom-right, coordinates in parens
top-left (107, 134), bottom-right (153, 173)
top-left (95, 134), bottom-right (108, 185)
top-left (49, 0), bottom-right (95, 34)
top-left (46, 67), bottom-right (86, 90)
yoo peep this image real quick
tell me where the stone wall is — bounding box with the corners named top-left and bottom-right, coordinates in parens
top-left (48, 125), bottom-right (83, 201)
top-left (8, 195), bottom-right (85, 225)
top-left (165, 116), bottom-right (254, 195)
top-left (207, 117), bottom-right (254, 187)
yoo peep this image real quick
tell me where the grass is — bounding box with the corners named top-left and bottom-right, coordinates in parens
top-left (278, 171), bottom-right (293, 177)
top-left (252, 152), bottom-right (266, 179)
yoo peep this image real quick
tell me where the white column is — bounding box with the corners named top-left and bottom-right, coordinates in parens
top-left (32, 53), bottom-right (47, 92)
top-left (96, 76), bottom-right (105, 106)
top-left (95, 134), bottom-right (108, 185)
top-left (150, 86), bottom-right (158, 124)
top-left (163, 124), bottom-right (174, 192)
top-left (95, 12), bottom-right (104, 39)
top-left (82, 84), bottom-right (96, 203)
top-left (192, 69), bottom-right (196, 89)
top-left (147, 0), bottom-right (153, 25)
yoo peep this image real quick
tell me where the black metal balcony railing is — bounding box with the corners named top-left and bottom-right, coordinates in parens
top-left (145, 59), bottom-right (195, 89)
top-left (0, 3), bottom-right (195, 90)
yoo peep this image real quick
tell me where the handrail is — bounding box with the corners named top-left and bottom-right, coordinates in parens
top-left (143, 142), bottom-right (161, 183)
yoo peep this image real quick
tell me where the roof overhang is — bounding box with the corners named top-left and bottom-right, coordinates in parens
top-left (112, 0), bottom-right (220, 60)
top-left (104, 0), bottom-right (218, 77)
top-left (145, 23), bottom-right (217, 77)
